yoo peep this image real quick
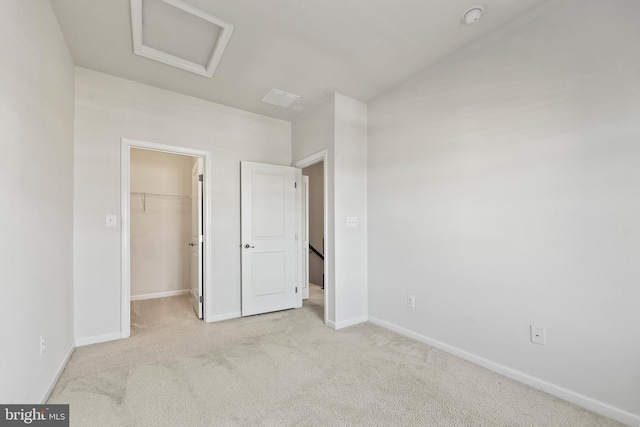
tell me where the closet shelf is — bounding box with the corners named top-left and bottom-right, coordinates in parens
top-left (131, 192), bottom-right (191, 212)
top-left (130, 192), bottom-right (191, 199)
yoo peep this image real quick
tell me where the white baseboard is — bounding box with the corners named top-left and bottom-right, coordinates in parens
top-left (334, 315), bottom-right (368, 330)
top-left (130, 289), bottom-right (189, 301)
top-left (39, 342), bottom-right (75, 404)
top-left (326, 320), bottom-right (336, 329)
top-left (75, 332), bottom-right (122, 347)
top-left (207, 311), bottom-right (241, 323)
top-left (368, 316), bottom-right (639, 427)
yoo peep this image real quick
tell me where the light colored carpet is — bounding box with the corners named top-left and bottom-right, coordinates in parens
top-left (49, 285), bottom-right (622, 426)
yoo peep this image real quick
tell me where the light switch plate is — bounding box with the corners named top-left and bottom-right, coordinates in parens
top-left (347, 217), bottom-right (358, 227)
top-left (106, 215), bottom-right (117, 227)
top-left (407, 295), bottom-right (415, 308)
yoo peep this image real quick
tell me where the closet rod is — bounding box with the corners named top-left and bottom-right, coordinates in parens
top-left (131, 192), bottom-right (191, 212)
top-left (130, 192), bottom-right (191, 199)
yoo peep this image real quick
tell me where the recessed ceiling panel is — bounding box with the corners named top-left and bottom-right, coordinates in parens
top-left (142, 0), bottom-right (221, 66)
top-left (131, 0), bottom-right (234, 78)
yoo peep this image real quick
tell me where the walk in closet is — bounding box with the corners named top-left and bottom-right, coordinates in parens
top-left (130, 149), bottom-right (194, 300)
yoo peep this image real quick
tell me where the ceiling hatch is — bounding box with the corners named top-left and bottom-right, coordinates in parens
top-left (131, 0), bottom-right (234, 78)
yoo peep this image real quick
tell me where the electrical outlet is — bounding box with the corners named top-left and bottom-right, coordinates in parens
top-left (40, 336), bottom-right (46, 355)
top-left (530, 325), bottom-right (546, 345)
top-left (407, 295), bottom-right (415, 309)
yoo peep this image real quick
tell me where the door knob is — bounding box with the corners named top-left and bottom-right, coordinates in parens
top-left (244, 244), bottom-right (254, 249)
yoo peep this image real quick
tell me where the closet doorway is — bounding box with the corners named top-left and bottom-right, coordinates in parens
top-left (129, 149), bottom-right (203, 326)
top-left (121, 138), bottom-right (212, 338)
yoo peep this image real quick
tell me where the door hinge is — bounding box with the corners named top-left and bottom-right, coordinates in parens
top-left (294, 182), bottom-right (297, 188)
top-left (295, 287), bottom-right (298, 294)
top-left (199, 296), bottom-right (203, 303)
top-left (199, 174), bottom-right (203, 182)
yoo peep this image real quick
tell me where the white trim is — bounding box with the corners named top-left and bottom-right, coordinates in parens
top-left (39, 343), bottom-right (74, 404)
top-left (334, 316), bottom-right (368, 330)
top-left (209, 311), bottom-right (241, 322)
top-left (295, 167), bottom-right (303, 309)
top-left (138, 45), bottom-right (210, 76)
top-left (75, 332), bottom-right (122, 347)
top-left (121, 144), bottom-right (131, 338)
top-left (294, 150), bottom-right (328, 172)
top-left (130, 0), bottom-right (234, 78)
top-left (293, 150), bottom-right (329, 327)
top-left (121, 138), bottom-right (214, 338)
top-left (130, 289), bottom-right (189, 301)
top-left (368, 316), bottom-right (640, 427)
top-left (302, 175), bottom-right (310, 300)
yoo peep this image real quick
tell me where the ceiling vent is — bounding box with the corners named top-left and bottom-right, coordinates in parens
top-left (262, 89), bottom-right (300, 108)
top-left (131, 0), bottom-right (234, 78)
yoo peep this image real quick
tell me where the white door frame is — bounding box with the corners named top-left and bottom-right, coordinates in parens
top-left (293, 150), bottom-right (329, 326)
top-left (120, 138), bottom-right (213, 338)
top-left (302, 175), bottom-right (309, 300)
top-left (190, 158), bottom-right (204, 319)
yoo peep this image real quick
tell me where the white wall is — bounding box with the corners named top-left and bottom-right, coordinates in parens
top-left (302, 162), bottom-right (324, 286)
top-left (74, 68), bottom-right (291, 341)
top-left (292, 94), bottom-right (368, 328)
top-left (0, 1), bottom-right (75, 402)
top-left (293, 98), bottom-right (336, 323)
top-left (130, 150), bottom-right (192, 298)
top-left (367, 0), bottom-right (640, 423)
top-left (334, 94), bottom-right (368, 327)
top-left (130, 148), bottom-right (192, 196)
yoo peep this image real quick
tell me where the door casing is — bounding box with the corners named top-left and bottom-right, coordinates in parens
top-left (293, 150), bottom-right (329, 326)
top-left (120, 138), bottom-right (212, 338)
top-left (190, 158), bottom-right (204, 318)
top-left (302, 175), bottom-right (310, 300)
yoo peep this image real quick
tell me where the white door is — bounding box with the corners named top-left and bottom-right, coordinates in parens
top-left (241, 161), bottom-right (299, 316)
top-left (302, 176), bottom-right (309, 300)
top-left (190, 158), bottom-right (204, 318)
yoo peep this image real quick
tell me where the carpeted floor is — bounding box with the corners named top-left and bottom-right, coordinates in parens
top-left (48, 284), bottom-right (622, 426)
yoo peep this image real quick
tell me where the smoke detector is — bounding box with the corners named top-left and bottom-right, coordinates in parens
top-left (462, 6), bottom-right (484, 24)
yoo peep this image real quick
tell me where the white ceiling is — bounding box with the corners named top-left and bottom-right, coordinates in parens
top-left (50, 0), bottom-right (549, 121)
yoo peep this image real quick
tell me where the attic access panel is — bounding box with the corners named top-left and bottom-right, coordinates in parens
top-left (131, 0), bottom-right (234, 78)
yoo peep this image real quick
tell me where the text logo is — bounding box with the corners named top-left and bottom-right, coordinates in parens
top-left (0, 405), bottom-right (68, 426)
